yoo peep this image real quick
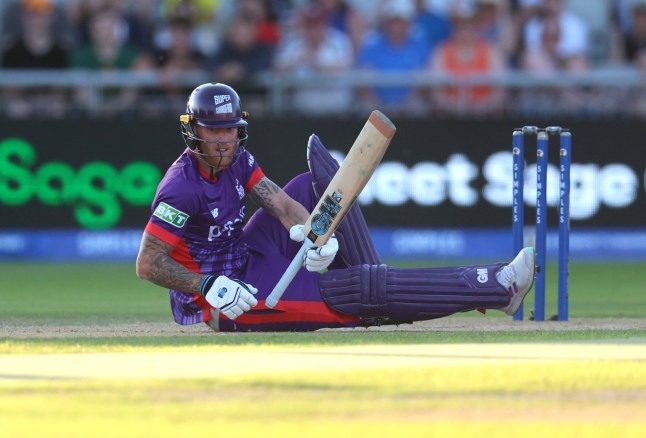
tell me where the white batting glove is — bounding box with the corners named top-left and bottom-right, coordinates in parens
top-left (289, 224), bottom-right (339, 272)
top-left (200, 275), bottom-right (258, 320)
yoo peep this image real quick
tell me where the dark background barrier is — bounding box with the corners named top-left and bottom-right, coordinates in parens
top-left (1, 117), bottom-right (644, 229)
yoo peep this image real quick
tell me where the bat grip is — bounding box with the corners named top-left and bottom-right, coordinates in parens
top-left (265, 239), bottom-right (314, 308)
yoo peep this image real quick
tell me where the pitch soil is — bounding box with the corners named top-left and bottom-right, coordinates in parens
top-left (2, 317), bottom-right (644, 338)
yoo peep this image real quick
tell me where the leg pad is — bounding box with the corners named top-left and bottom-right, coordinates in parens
top-left (319, 263), bottom-right (510, 325)
top-left (307, 134), bottom-right (381, 267)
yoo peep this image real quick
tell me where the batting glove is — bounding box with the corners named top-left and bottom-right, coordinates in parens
top-left (290, 224), bottom-right (339, 272)
top-left (200, 275), bottom-right (258, 320)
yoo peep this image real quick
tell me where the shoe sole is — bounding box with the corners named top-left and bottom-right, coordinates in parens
top-left (504, 249), bottom-right (536, 316)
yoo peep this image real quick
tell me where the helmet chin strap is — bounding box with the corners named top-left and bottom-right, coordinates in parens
top-left (193, 141), bottom-right (240, 180)
top-left (193, 148), bottom-right (224, 180)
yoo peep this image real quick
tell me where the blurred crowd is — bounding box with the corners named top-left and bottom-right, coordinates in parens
top-left (2, 0), bottom-right (646, 118)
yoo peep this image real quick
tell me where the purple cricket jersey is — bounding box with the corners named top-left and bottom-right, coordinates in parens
top-left (145, 148), bottom-right (264, 324)
top-left (144, 149), bottom-right (359, 330)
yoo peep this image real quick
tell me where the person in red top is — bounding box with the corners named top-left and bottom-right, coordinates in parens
top-left (427, 5), bottom-right (507, 116)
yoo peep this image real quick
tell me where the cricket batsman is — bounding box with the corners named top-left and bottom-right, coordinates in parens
top-left (135, 82), bottom-right (536, 332)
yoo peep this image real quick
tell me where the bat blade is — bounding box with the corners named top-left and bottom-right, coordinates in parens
top-left (265, 110), bottom-right (396, 309)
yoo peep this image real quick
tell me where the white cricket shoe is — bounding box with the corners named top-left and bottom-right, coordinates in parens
top-left (496, 247), bottom-right (536, 316)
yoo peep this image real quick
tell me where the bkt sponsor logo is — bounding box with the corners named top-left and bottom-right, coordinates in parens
top-left (154, 202), bottom-right (189, 228)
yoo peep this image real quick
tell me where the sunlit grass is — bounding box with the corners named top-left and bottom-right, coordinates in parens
top-left (1, 360), bottom-right (645, 438)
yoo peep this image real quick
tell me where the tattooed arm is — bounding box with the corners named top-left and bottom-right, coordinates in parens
top-left (135, 232), bottom-right (205, 292)
top-left (249, 176), bottom-right (309, 230)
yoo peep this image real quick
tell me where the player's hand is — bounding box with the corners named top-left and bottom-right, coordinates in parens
top-left (200, 275), bottom-right (258, 320)
top-left (290, 224), bottom-right (339, 272)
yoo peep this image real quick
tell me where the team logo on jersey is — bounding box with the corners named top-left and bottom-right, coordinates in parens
top-left (248, 155), bottom-right (255, 167)
top-left (310, 191), bottom-right (342, 236)
top-left (239, 206), bottom-right (245, 218)
top-left (235, 179), bottom-right (244, 199)
top-left (211, 208), bottom-right (219, 219)
top-left (154, 202), bottom-right (189, 228)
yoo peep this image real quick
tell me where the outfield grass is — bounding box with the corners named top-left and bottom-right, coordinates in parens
top-left (1, 261), bottom-right (645, 438)
top-left (0, 260), bottom-right (644, 323)
top-left (1, 346), bottom-right (645, 438)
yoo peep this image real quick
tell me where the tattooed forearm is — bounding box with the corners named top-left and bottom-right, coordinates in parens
top-left (288, 209), bottom-right (309, 225)
top-left (136, 233), bottom-right (204, 293)
top-left (249, 177), bottom-right (280, 209)
top-left (248, 176), bottom-right (309, 229)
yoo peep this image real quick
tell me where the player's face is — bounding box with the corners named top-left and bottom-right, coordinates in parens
top-left (194, 125), bottom-right (239, 170)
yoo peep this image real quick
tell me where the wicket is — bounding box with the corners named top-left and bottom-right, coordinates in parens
top-left (512, 126), bottom-right (571, 321)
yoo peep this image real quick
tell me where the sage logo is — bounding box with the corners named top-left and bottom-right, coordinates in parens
top-left (153, 202), bottom-right (189, 228)
top-left (0, 138), bottom-right (161, 229)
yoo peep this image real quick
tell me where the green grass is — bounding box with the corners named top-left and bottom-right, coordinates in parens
top-left (2, 330), bottom-right (646, 354)
top-left (0, 262), bottom-right (167, 323)
top-left (1, 355), bottom-right (645, 437)
top-left (0, 261), bottom-right (644, 324)
top-left (1, 261), bottom-right (644, 438)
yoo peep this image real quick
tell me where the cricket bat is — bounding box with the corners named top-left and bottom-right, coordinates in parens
top-left (265, 110), bottom-right (396, 309)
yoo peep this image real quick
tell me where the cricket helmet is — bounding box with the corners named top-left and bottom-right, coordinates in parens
top-left (179, 83), bottom-right (250, 177)
top-left (180, 82), bottom-right (249, 151)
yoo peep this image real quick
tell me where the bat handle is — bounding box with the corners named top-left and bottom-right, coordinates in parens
top-left (265, 239), bottom-right (314, 309)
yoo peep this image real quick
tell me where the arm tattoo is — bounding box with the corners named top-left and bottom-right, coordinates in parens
top-left (249, 177), bottom-right (280, 209)
top-left (139, 233), bottom-right (203, 293)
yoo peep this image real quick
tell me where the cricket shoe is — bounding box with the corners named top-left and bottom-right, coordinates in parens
top-left (496, 247), bottom-right (536, 316)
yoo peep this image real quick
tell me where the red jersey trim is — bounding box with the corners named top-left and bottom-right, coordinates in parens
top-left (170, 240), bottom-right (202, 273)
top-left (218, 301), bottom-right (359, 324)
top-left (246, 167), bottom-right (265, 192)
top-left (145, 221), bottom-right (181, 246)
top-left (144, 221), bottom-right (201, 273)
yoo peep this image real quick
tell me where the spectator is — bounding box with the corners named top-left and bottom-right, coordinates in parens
top-left (238, 0), bottom-right (281, 47)
top-left (1, 0), bottom-right (69, 69)
top-left (1, 0), bottom-right (75, 50)
top-left (426, 1), bottom-right (507, 117)
top-left (520, 14), bottom-right (588, 73)
top-left (1, 0), bottom-right (71, 118)
top-left (152, 15), bottom-right (206, 112)
top-left (474, 0), bottom-right (517, 64)
top-left (517, 12), bottom-right (591, 117)
top-left (315, 0), bottom-right (366, 54)
top-left (157, 0), bottom-right (223, 56)
top-left (208, 14), bottom-right (274, 113)
top-left (411, 0), bottom-right (452, 52)
top-left (356, 0), bottom-right (430, 115)
top-left (273, 4), bottom-right (354, 115)
top-left (505, 0), bottom-right (544, 67)
top-left (70, 7), bottom-right (154, 117)
top-left (68, 0), bottom-right (155, 51)
top-left (616, 1), bottom-right (646, 62)
top-left (522, 0), bottom-right (589, 66)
